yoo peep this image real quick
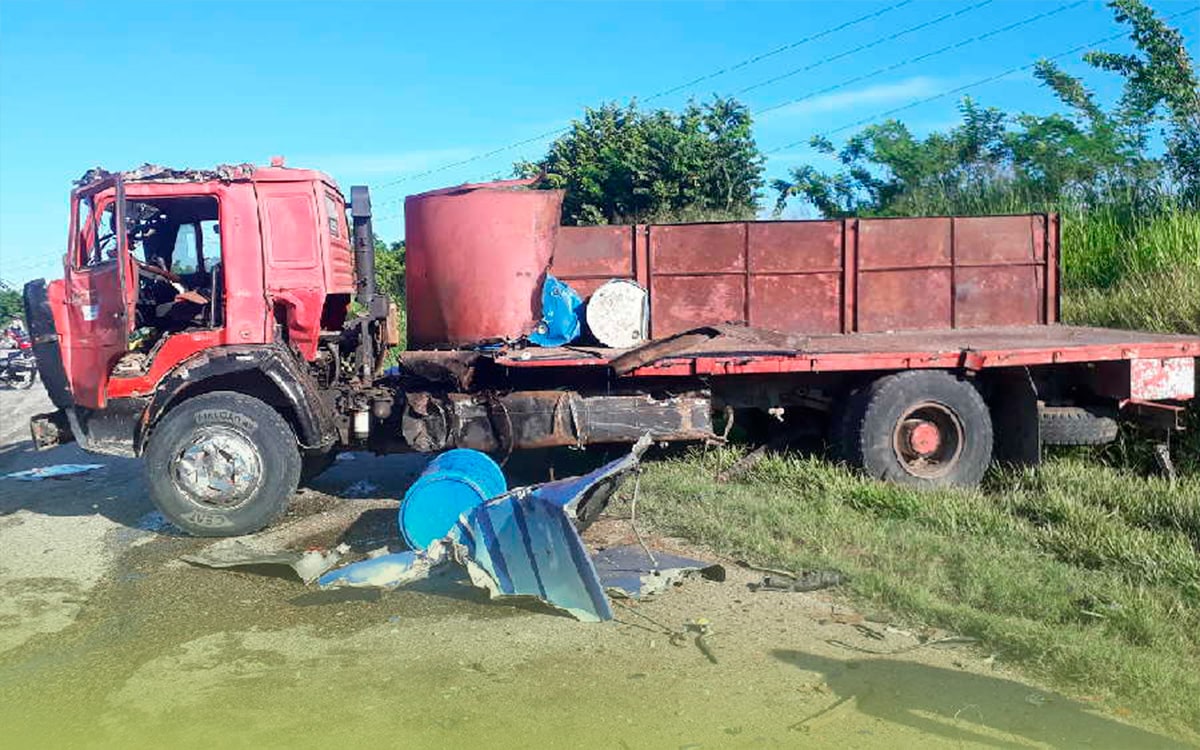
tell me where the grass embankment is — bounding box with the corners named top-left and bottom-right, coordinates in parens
top-left (635, 450), bottom-right (1200, 728)
top-left (632, 197), bottom-right (1200, 727)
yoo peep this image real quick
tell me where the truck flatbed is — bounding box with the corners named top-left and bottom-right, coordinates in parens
top-left (496, 324), bottom-right (1200, 378)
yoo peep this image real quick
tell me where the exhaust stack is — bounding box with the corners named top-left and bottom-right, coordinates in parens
top-left (349, 185), bottom-right (377, 308)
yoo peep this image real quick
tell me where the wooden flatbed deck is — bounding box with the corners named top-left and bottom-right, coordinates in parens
top-left (495, 325), bottom-right (1200, 378)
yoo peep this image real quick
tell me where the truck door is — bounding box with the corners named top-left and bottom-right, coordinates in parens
top-left (63, 185), bottom-right (132, 409)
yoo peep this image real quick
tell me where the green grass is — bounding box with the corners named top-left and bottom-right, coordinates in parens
top-left (632, 449), bottom-right (1200, 729)
top-left (629, 189), bottom-right (1200, 729)
top-left (1058, 196), bottom-right (1200, 290)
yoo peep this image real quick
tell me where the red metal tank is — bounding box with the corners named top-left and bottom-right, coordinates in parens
top-left (405, 179), bottom-right (564, 348)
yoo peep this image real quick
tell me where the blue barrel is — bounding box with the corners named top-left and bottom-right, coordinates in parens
top-left (399, 449), bottom-right (507, 551)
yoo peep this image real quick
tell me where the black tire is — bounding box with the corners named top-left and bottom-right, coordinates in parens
top-left (2, 363), bottom-right (37, 389)
top-left (834, 370), bottom-right (993, 487)
top-left (17, 365), bottom-right (37, 389)
top-left (1039, 406), bottom-right (1119, 446)
top-left (143, 391), bottom-right (301, 537)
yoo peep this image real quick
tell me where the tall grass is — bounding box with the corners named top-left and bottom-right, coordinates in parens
top-left (886, 180), bottom-right (1200, 290)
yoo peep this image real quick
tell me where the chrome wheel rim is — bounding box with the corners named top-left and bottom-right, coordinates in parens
top-left (171, 426), bottom-right (263, 509)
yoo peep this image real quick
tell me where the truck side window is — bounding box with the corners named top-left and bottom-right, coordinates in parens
top-left (75, 197), bottom-right (96, 267)
top-left (200, 219), bottom-right (221, 259)
top-left (173, 223), bottom-right (202, 275)
top-left (86, 202), bottom-right (118, 267)
top-left (325, 193), bottom-right (343, 237)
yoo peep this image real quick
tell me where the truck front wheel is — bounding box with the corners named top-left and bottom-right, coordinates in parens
top-left (835, 370), bottom-right (993, 487)
top-left (144, 391), bottom-right (301, 536)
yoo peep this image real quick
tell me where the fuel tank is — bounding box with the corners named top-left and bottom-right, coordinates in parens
top-left (405, 179), bottom-right (564, 348)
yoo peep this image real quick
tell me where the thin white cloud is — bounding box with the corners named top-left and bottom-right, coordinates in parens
top-left (763, 76), bottom-right (945, 119)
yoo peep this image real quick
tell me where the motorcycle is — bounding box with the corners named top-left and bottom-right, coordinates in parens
top-left (0, 334), bottom-right (38, 389)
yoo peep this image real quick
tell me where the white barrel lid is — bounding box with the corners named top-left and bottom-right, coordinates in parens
top-left (586, 279), bottom-right (649, 349)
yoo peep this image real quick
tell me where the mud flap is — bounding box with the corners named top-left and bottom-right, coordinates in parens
top-left (22, 279), bottom-right (73, 410)
top-left (987, 367), bottom-right (1041, 467)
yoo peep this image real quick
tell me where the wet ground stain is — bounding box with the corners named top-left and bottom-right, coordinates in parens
top-left (2, 514), bottom-right (1195, 750)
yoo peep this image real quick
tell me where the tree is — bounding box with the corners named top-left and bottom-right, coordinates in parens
top-left (1082, 0), bottom-right (1200, 200)
top-left (772, 99), bottom-right (1029, 217)
top-left (516, 97), bottom-right (765, 225)
top-left (772, 0), bottom-right (1198, 216)
top-left (373, 238), bottom-right (405, 303)
top-left (0, 287), bottom-right (22, 324)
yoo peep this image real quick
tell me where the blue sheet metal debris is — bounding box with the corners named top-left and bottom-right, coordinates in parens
top-left (320, 437), bottom-right (655, 622)
top-left (183, 543), bottom-right (350, 584)
top-left (592, 545), bottom-right (725, 600)
top-left (528, 274), bottom-right (583, 347)
top-left (455, 486), bottom-right (613, 621)
top-left (4, 463), bottom-right (104, 481)
top-left (318, 545), bottom-right (449, 589)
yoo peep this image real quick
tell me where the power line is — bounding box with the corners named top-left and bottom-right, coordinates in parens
top-left (372, 0), bottom-right (919, 192)
top-left (735, 0), bottom-right (995, 97)
top-left (754, 0), bottom-right (1086, 119)
top-left (641, 0), bottom-right (917, 104)
top-left (482, 0), bottom-right (1061, 183)
top-left (0, 259), bottom-right (52, 276)
top-left (765, 5), bottom-right (1200, 156)
top-left (369, 0), bottom-right (1077, 220)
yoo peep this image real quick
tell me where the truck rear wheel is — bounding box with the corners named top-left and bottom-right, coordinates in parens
top-left (835, 370), bottom-right (993, 487)
top-left (144, 391), bottom-right (301, 537)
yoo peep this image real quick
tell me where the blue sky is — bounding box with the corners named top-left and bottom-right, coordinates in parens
top-left (1, 0), bottom-right (1196, 285)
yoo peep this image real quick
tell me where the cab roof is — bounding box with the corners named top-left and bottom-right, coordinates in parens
top-left (74, 161), bottom-right (340, 191)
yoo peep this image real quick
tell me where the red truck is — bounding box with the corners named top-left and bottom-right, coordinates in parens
top-left (22, 161), bottom-right (1199, 536)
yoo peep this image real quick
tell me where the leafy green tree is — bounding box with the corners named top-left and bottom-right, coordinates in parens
top-left (516, 97), bottom-right (765, 224)
top-left (0, 287), bottom-right (22, 324)
top-left (373, 238), bottom-right (406, 303)
top-left (1082, 0), bottom-right (1200, 200)
top-left (772, 0), bottom-right (1198, 216)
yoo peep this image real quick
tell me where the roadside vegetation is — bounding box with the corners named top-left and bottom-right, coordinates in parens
top-left (634, 451), bottom-right (1200, 729)
top-left (515, 0), bottom-right (1200, 728)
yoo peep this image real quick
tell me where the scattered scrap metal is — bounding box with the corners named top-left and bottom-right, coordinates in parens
top-left (176, 436), bottom-right (851, 624)
top-left (592, 545), bottom-right (725, 600)
top-left (4, 463), bottom-right (104, 481)
top-left (313, 438), bottom-right (661, 621)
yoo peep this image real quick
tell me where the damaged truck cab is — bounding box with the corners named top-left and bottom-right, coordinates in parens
top-left (25, 162), bottom-right (375, 533)
top-left (24, 161), bottom-right (1200, 538)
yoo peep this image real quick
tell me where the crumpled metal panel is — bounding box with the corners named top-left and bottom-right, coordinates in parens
top-left (320, 439), bottom-right (651, 622)
top-left (76, 163), bottom-right (256, 187)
